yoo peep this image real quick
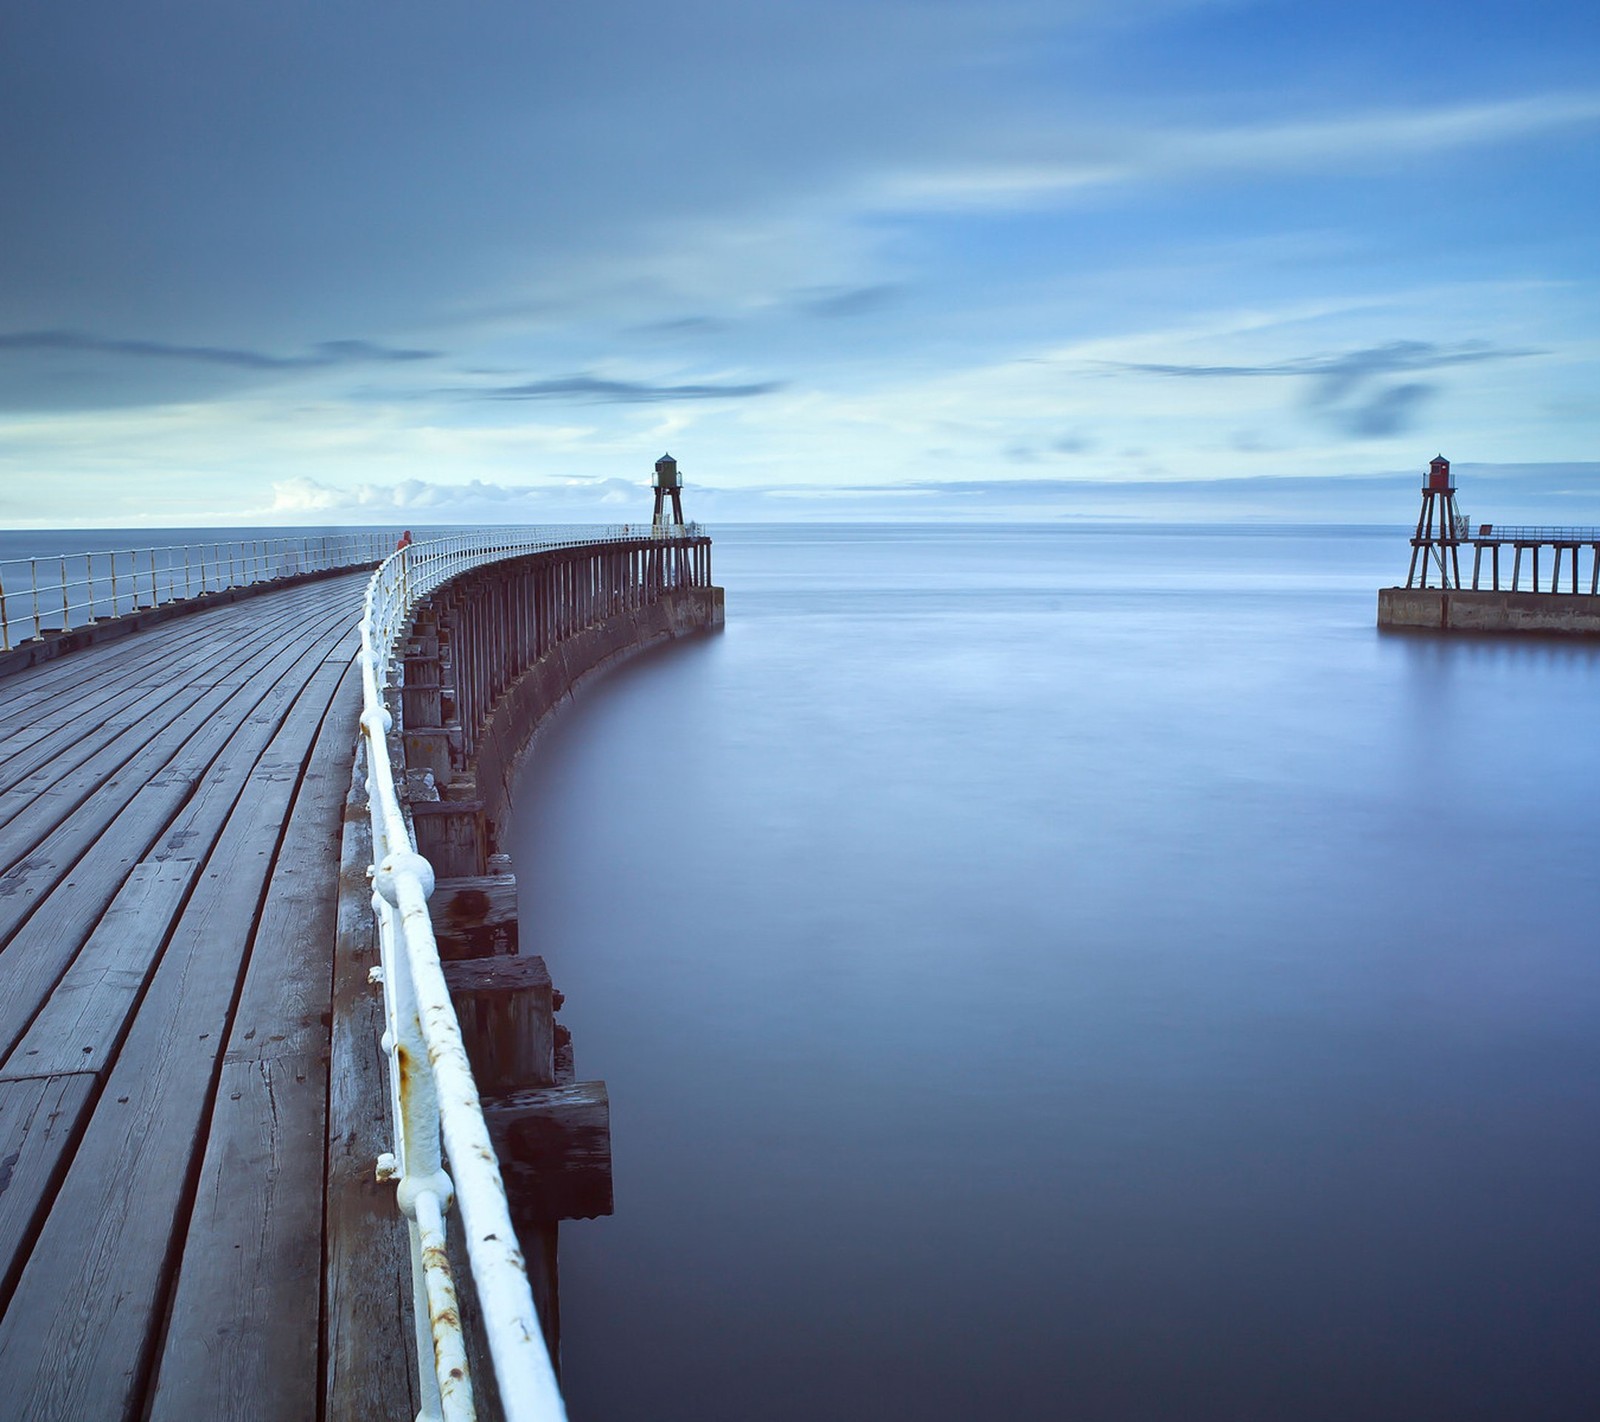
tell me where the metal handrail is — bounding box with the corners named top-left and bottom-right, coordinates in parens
top-left (357, 523), bottom-right (702, 1422)
top-left (1470, 525), bottom-right (1600, 542)
top-left (0, 534), bottom-right (395, 652)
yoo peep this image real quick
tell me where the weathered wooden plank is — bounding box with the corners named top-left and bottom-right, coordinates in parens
top-left (0, 1073), bottom-right (96, 1301)
top-left (0, 589), bottom-right (358, 927)
top-left (0, 615), bottom-right (359, 1060)
top-left (324, 740), bottom-right (419, 1422)
top-left (144, 1053), bottom-right (326, 1422)
top-left (147, 663), bottom-right (360, 1420)
top-left (0, 858), bottom-right (198, 1080)
top-left (325, 625), bottom-right (363, 665)
top-left (0, 651), bottom-right (352, 1420)
top-left (0, 590), bottom-right (354, 903)
top-left (0, 590), bottom-right (357, 880)
top-left (203, 662), bottom-right (358, 1065)
top-left (0, 679), bottom-right (235, 881)
top-left (0, 676), bottom-right (197, 812)
top-left (0, 574), bottom-right (355, 728)
top-left (0, 600), bottom-right (318, 801)
top-left (0, 715), bottom-right (80, 764)
top-left (0, 622), bottom-right (197, 725)
top-left (0, 582), bottom-right (328, 771)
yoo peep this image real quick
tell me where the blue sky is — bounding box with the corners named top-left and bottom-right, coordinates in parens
top-left (1, 0), bottom-right (1597, 525)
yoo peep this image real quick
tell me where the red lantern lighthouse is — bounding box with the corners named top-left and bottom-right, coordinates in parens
top-left (1406, 455), bottom-right (1465, 589)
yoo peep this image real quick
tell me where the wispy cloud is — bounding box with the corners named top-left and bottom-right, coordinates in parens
top-left (629, 316), bottom-right (731, 337)
top-left (469, 373), bottom-right (785, 403)
top-left (887, 93), bottom-right (1600, 208)
top-left (0, 330), bottom-right (440, 369)
top-left (794, 284), bottom-right (902, 318)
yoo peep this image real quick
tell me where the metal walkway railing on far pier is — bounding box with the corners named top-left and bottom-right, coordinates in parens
top-left (1468, 524), bottom-right (1600, 544)
top-left (1460, 525), bottom-right (1600, 595)
top-left (0, 533), bottom-right (395, 651)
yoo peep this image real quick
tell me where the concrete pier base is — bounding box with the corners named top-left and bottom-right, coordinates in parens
top-left (1378, 587), bottom-right (1600, 636)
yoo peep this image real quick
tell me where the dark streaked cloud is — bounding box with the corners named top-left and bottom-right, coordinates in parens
top-left (1103, 340), bottom-right (1539, 441)
top-left (629, 316), bottom-right (731, 337)
top-left (1328, 381), bottom-right (1435, 438)
top-left (1051, 433), bottom-right (1096, 454)
top-left (472, 374), bottom-right (785, 403)
top-left (1104, 339), bottom-right (1537, 384)
top-left (0, 329), bottom-right (439, 369)
top-left (1007, 431), bottom-right (1098, 463)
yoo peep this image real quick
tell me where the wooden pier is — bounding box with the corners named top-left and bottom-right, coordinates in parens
top-left (0, 572), bottom-right (366, 1419)
top-left (0, 522), bottom-right (722, 1418)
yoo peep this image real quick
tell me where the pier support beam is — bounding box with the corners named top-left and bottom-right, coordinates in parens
top-left (430, 873), bottom-right (520, 958)
top-left (409, 799), bottom-right (487, 879)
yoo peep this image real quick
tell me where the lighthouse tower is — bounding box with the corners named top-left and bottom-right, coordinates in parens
top-left (1405, 455), bottom-right (1466, 589)
top-left (651, 453), bottom-right (686, 531)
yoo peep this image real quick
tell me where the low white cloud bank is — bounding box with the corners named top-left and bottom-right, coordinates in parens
top-left (268, 474), bottom-right (645, 520)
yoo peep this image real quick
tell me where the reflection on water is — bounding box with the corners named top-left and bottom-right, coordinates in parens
top-left (508, 525), bottom-right (1600, 1422)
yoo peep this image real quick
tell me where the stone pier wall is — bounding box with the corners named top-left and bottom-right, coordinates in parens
top-left (1378, 587), bottom-right (1600, 635)
top-left (393, 538), bottom-right (721, 876)
top-left (382, 538), bottom-right (721, 1385)
top-left (472, 585), bottom-right (723, 838)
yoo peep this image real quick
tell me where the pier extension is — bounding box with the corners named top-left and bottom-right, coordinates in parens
top-left (1377, 456), bottom-right (1600, 635)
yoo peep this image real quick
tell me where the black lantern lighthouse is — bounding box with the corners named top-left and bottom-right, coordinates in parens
top-left (651, 453), bottom-right (686, 531)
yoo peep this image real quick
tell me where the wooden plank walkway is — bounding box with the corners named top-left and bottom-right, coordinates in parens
top-left (0, 572), bottom-right (374, 1419)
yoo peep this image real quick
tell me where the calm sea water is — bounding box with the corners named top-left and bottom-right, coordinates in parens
top-left (507, 524), bottom-right (1600, 1422)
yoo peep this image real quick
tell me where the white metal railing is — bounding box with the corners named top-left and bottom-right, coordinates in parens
top-left (358, 523), bottom-right (701, 1422)
top-left (0, 534), bottom-right (395, 652)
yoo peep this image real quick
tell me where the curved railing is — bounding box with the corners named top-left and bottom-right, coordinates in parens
top-left (357, 524), bottom-right (701, 1422)
top-left (0, 533), bottom-right (395, 651)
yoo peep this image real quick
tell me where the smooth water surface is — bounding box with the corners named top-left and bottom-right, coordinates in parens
top-left (509, 525), bottom-right (1600, 1421)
